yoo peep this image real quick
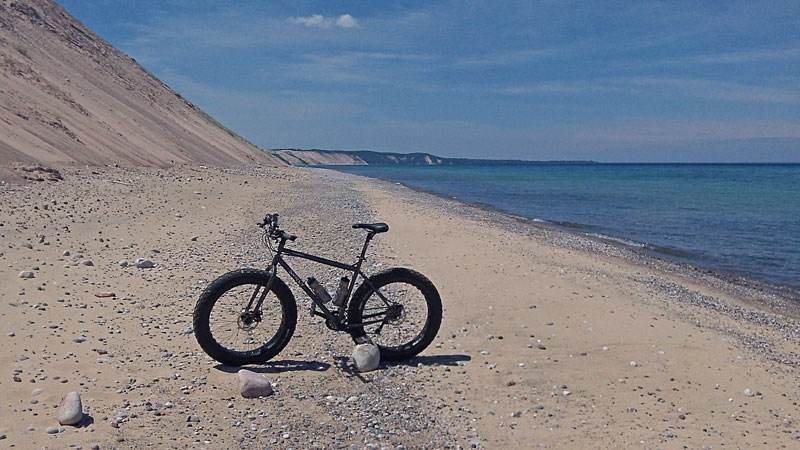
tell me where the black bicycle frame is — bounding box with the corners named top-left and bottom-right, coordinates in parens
top-left (251, 232), bottom-right (392, 330)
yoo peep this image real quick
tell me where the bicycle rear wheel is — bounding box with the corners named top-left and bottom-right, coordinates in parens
top-left (348, 268), bottom-right (442, 361)
top-left (193, 269), bottom-right (296, 366)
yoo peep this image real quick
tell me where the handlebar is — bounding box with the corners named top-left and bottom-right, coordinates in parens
top-left (259, 213), bottom-right (296, 241)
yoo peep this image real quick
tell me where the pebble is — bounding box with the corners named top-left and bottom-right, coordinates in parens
top-left (46, 426), bottom-right (61, 434)
top-left (744, 388), bottom-right (754, 397)
top-left (72, 337), bottom-right (87, 343)
top-left (134, 258), bottom-right (155, 269)
top-left (82, 260), bottom-right (94, 266)
top-left (630, 361), bottom-right (639, 367)
top-left (352, 343), bottom-right (380, 372)
top-left (19, 271), bottom-right (35, 279)
top-left (57, 391), bottom-right (84, 425)
top-left (119, 259), bottom-right (129, 267)
top-left (237, 369), bottom-right (273, 398)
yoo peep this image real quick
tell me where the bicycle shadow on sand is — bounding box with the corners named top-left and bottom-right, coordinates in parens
top-left (334, 354), bottom-right (471, 383)
top-left (213, 359), bottom-right (331, 374)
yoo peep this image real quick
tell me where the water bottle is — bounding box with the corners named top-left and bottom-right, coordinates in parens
top-left (307, 277), bottom-right (332, 303)
top-left (333, 277), bottom-right (350, 306)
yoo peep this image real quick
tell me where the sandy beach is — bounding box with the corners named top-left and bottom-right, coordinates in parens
top-left (1, 164), bottom-right (798, 449)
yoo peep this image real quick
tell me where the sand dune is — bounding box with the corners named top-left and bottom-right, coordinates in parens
top-left (0, 0), bottom-right (281, 177)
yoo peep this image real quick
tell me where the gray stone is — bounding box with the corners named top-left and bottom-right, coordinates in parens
top-left (237, 369), bottom-right (273, 398)
top-left (119, 259), bottom-right (129, 267)
top-left (46, 426), bottom-right (60, 434)
top-left (57, 391), bottom-right (84, 425)
top-left (134, 258), bottom-right (155, 269)
top-left (19, 271), bottom-right (35, 279)
top-left (352, 343), bottom-right (380, 372)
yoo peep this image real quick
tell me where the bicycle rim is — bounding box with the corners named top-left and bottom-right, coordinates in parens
top-left (208, 282), bottom-right (285, 355)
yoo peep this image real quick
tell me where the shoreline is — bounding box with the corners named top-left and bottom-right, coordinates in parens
top-left (2, 164), bottom-right (799, 449)
top-left (321, 167), bottom-right (800, 312)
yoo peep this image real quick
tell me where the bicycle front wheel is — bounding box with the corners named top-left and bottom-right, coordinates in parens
top-left (348, 268), bottom-right (442, 361)
top-left (193, 269), bottom-right (296, 366)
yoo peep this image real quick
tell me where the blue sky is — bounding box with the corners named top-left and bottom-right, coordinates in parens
top-left (58, 0), bottom-right (800, 162)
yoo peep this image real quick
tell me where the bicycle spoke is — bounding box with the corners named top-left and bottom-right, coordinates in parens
top-left (208, 282), bottom-right (284, 353)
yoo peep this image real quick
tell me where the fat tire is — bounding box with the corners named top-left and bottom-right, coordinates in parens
top-left (348, 267), bottom-right (442, 361)
top-left (193, 268), bottom-right (296, 366)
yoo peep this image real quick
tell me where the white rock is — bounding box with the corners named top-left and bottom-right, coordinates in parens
top-left (744, 388), bottom-right (754, 397)
top-left (630, 361), bottom-right (639, 367)
top-left (119, 259), bottom-right (129, 267)
top-left (237, 370), bottom-right (273, 398)
top-left (19, 271), bottom-right (35, 279)
top-left (352, 344), bottom-right (380, 372)
top-left (56, 391), bottom-right (84, 425)
top-left (134, 258), bottom-right (155, 269)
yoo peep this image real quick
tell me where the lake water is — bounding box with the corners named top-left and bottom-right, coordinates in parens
top-left (329, 163), bottom-right (800, 291)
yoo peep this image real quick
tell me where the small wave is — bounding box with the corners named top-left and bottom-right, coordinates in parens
top-left (644, 244), bottom-right (699, 260)
top-left (554, 221), bottom-right (587, 229)
top-left (584, 232), bottom-right (647, 248)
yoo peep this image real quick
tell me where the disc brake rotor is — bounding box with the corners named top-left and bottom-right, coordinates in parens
top-left (237, 310), bottom-right (261, 331)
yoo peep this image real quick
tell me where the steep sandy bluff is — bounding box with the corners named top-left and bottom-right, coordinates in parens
top-left (0, 0), bottom-right (282, 174)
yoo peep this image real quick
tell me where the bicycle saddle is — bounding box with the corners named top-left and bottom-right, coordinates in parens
top-left (352, 222), bottom-right (389, 233)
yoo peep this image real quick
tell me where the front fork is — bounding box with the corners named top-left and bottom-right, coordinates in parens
top-left (245, 264), bottom-right (277, 313)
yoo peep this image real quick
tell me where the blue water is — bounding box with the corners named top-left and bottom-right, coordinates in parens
top-left (329, 163), bottom-right (800, 291)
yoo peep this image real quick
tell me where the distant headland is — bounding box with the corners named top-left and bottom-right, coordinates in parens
top-left (270, 149), bottom-right (596, 166)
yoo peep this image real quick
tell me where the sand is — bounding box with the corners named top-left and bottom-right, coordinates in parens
top-left (0, 164), bottom-right (798, 449)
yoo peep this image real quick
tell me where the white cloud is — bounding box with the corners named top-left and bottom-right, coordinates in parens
top-left (335, 14), bottom-right (359, 29)
top-left (288, 14), bottom-right (359, 29)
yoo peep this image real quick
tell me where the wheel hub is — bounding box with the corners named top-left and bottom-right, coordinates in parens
top-left (385, 304), bottom-right (404, 324)
top-left (237, 310), bottom-right (261, 331)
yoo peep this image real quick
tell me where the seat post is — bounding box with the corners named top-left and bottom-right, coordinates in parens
top-left (355, 232), bottom-right (375, 268)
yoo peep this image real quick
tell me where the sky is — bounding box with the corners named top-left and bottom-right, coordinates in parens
top-left (57, 0), bottom-right (800, 162)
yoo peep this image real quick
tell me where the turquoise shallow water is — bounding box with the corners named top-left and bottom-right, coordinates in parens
top-left (329, 163), bottom-right (800, 291)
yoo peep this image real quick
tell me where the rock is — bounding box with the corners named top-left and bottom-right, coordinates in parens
top-left (46, 426), bottom-right (60, 434)
top-left (237, 370), bottom-right (273, 398)
top-left (134, 258), bottom-right (155, 269)
top-left (744, 388), bottom-right (754, 397)
top-left (57, 391), bottom-right (84, 425)
top-left (95, 292), bottom-right (116, 298)
top-left (119, 259), bottom-right (129, 267)
top-left (352, 343), bottom-right (380, 372)
top-left (82, 260), bottom-right (94, 266)
top-left (630, 361), bottom-right (639, 367)
top-left (19, 271), bottom-right (35, 279)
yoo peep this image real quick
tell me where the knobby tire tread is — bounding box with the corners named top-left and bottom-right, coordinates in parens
top-left (348, 267), bottom-right (442, 361)
top-left (193, 268), bottom-right (296, 366)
